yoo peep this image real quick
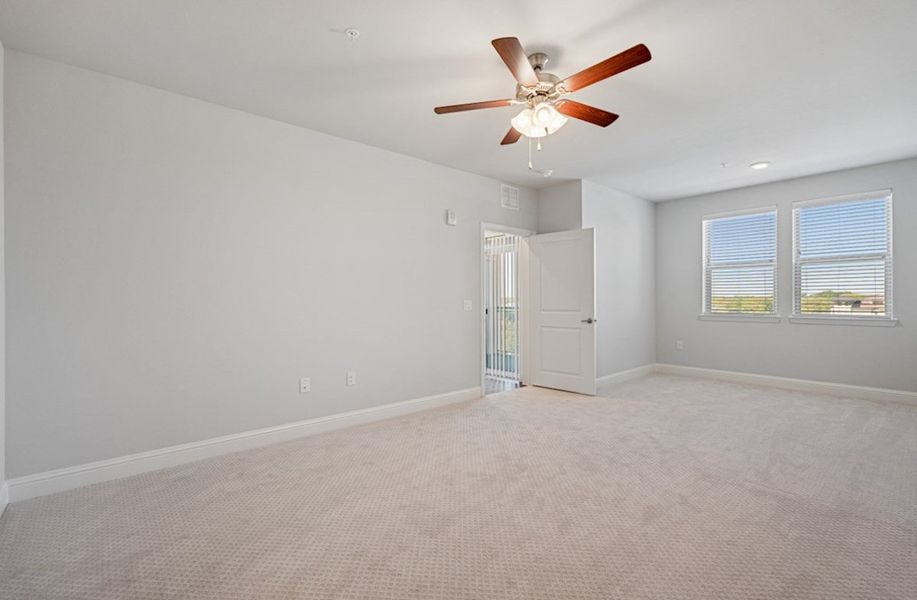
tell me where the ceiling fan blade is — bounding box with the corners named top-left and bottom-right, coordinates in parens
top-left (434, 99), bottom-right (513, 114)
top-left (492, 37), bottom-right (539, 87)
top-left (500, 128), bottom-right (522, 145)
top-left (556, 100), bottom-right (619, 127)
top-left (559, 44), bottom-right (651, 92)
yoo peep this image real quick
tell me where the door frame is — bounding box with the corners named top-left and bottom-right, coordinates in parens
top-left (480, 222), bottom-right (534, 394)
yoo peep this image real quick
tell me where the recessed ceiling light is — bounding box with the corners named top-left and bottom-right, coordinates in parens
top-left (749, 161), bottom-right (771, 170)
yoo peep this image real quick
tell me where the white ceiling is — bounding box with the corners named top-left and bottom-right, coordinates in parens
top-left (1, 0), bottom-right (916, 200)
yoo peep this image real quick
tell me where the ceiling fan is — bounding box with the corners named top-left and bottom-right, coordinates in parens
top-left (434, 37), bottom-right (651, 145)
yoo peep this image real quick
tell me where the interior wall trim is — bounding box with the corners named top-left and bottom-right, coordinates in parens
top-left (10, 363), bottom-right (915, 505)
top-left (655, 363), bottom-right (917, 406)
top-left (595, 364), bottom-right (657, 388)
top-left (7, 387), bottom-right (481, 503)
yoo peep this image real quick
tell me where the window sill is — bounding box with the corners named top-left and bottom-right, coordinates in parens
top-left (788, 316), bottom-right (899, 327)
top-left (698, 314), bottom-right (781, 323)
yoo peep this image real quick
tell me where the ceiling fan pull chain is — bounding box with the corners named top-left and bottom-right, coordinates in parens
top-left (527, 137), bottom-right (553, 178)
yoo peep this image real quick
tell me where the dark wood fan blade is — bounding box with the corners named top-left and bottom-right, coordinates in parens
top-left (500, 127), bottom-right (522, 145)
top-left (434, 99), bottom-right (513, 114)
top-left (556, 100), bottom-right (619, 127)
top-left (492, 37), bottom-right (539, 87)
top-left (559, 44), bottom-right (651, 92)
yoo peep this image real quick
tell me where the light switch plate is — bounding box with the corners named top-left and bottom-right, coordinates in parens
top-left (445, 209), bottom-right (457, 226)
top-left (299, 377), bottom-right (311, 393)
top-left (463, 299), bottom-right (473, 312)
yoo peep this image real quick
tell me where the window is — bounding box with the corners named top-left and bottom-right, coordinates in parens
top-left (793, 190), bottom-right (893, 319)
top-left (702, 208), bottom-right (777, 315)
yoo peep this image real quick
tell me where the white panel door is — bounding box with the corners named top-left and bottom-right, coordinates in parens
top-left (528, 228), bottom-right (596, 395)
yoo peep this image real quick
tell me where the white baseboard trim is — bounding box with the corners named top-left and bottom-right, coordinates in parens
top-left (0, 482), bottom-right (8, 516)
top-left (7, 386), bottom-right (481, 503)
top-left (655, 364), bottom-right (917, 406)
top-left (596, 364), bottom-right (656, 388)
top-left (10, 365), bottom-right (914, 503)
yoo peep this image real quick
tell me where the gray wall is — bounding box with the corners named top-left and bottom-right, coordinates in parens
top-left (536, 181), bottom-right (582, 233)
top-left (656, 158), bottom-right (917, 392)
top-left (582, 181), bottom-right (656, 377)
top-left (535, 179), bottom-right (657, 379)
top-left (4, 51), bottom-right (537, 478)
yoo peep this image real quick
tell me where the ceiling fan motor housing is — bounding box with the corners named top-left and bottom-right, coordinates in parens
top-left (516, 53), bottom-right (561, 103)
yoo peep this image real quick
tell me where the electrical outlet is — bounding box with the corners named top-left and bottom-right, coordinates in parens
top-left (299, 377), bottom-right (311, 393)
top-left (346, 370), bottom-right (357, 386)
top-left (675, 340), bottom-right (684, 351)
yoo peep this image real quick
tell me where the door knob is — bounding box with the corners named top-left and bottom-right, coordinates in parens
top-left (581, 318), bottom-right (596, 324)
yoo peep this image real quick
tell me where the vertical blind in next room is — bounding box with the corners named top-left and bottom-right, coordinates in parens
top-left (703, 208), bottom-right (778, 314)
top-left (793, 191), bottom-right (892, 317)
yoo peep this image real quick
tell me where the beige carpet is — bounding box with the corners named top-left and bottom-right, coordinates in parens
top-left (1, 374), bottom-right (916, 599)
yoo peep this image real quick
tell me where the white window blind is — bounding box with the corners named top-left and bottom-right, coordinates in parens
top-left (793, 190), bottom-right (892, 318)
top-left (703, 208), bottom-right (777, 315)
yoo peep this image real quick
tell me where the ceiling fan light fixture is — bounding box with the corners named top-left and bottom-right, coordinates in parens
top-left (511, 103), bottom-right (567, 138)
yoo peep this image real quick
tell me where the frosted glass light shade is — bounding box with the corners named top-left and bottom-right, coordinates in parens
top-left (511, 104), bottom-right (567, 138)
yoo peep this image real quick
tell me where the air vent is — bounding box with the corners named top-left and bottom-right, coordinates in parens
top-left (501, 184), bottom-right (520, 210)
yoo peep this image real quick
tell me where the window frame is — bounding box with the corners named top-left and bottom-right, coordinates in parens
top-left (791, 189), bottom-right (894, 324)
top-left (701, 205), bottom-right (779, 319)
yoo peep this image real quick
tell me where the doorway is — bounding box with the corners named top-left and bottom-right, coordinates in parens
top-left (480, 224), bottom-right (596, 397)
top-left (483, 228), bottom-right (525, 395)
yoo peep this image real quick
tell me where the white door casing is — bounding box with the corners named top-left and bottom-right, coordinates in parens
top-left (527, 228), bottom-right (597, 395)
